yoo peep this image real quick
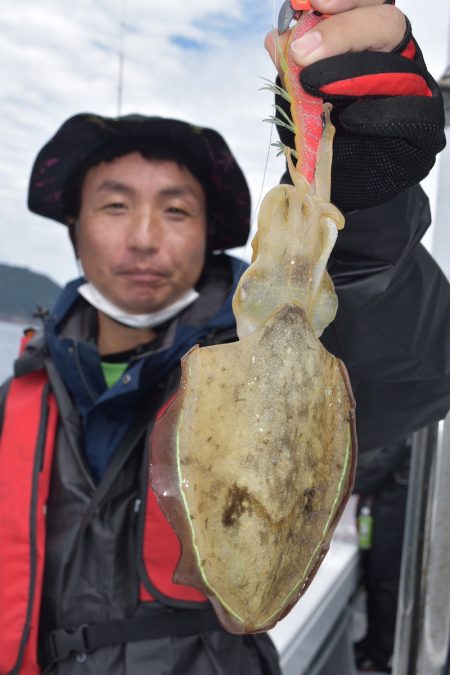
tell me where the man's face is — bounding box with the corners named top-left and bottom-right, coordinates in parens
top-left (76, 152), bottom-right (207, 314)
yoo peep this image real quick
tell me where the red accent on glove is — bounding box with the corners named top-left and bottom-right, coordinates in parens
top-left (320, 72), bottom-right (432, 98)
top-left (401, 38), bottom-right (417, 61)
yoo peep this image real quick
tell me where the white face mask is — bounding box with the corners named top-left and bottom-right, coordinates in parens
top-left (78, 282), bottom-right (199, 329)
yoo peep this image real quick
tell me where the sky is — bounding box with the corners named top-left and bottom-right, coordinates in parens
top-left (1, 0), bottom-right (449, 287)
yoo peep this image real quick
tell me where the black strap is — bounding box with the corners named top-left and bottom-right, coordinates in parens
top-left (0, 377), bottom-right (12, 436)
top-left (43, 607), bottom-right (223, 664)
top-left (71, 383), bottom-right (166, 551)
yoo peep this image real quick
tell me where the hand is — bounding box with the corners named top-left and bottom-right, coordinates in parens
top-left (265, 0), bottom-right (407, 72)
top-left (266, 1), bottom-right (446, 212)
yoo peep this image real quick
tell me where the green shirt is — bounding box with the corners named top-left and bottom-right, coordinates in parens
top-left (101, 361), bottom-right (128, 389)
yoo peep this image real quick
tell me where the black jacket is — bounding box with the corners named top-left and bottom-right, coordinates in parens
top-left (324, 185), bottom-right (450, 452)
top-left (0, 256), bottom-right (282, 675)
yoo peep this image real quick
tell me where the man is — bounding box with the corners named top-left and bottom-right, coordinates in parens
top-left (0, 1), bottom-right (449, 674)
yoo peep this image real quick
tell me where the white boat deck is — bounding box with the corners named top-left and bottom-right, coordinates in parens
top-left (270, 497), bottom-right (360, 675)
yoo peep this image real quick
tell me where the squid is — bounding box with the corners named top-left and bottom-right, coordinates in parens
top-left (150, 10), bottom-right (357, 634)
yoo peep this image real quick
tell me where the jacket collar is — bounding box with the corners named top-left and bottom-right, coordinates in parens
top-left (39, 254), bottom-right (245, 414)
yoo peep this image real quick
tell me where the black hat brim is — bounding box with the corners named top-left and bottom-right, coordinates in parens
top-left (28, 113), bottom-right (251, 251)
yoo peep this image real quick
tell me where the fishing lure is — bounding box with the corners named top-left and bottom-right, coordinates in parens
top-left (150, 10), bottom-right (357, 634)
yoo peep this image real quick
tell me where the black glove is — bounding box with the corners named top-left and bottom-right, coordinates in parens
top-left (276, 21), bottom-right (446, 212)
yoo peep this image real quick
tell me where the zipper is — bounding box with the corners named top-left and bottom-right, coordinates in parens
top-left (36, 383), bottom-right (50, 471)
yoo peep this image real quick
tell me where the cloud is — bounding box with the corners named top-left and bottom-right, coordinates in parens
top-left (0, 0), bottom-right (283, 284)
top-left (169, 35), bottom-right (209, 51)
top-left (0, 0), bottom-right (448, 285)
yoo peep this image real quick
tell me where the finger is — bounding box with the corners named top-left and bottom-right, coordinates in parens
top-left (266, 0), bottom-right (393, 65)
top-left (310, 0), bottom-right (391, 14)
top-left (290, 4), bottom-right (406, 67)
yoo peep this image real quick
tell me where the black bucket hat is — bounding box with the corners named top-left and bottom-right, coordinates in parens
top-left (28, 113), bottom-right (251, 251)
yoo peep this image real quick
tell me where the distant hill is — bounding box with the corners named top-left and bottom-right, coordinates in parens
top-left (0, 263), bottom-right (61, 322)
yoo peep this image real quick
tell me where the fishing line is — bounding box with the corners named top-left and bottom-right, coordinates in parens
top-left (241, 0), bottom-right (283, 263)
top-left (117, 0), bottom-right (127, 116)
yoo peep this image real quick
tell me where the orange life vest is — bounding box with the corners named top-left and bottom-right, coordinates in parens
top-left (0, 364), bottom-right (206, 674)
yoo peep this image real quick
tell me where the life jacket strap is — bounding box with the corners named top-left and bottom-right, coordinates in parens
top-left (42, 606), bottom-right (223, 665)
